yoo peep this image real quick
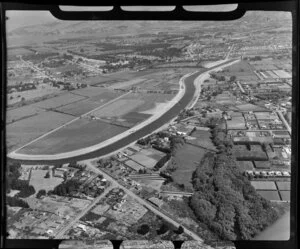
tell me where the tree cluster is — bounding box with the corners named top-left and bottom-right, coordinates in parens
top-left (6, 161), bottom-right (36, 198)
top-left (49, 179), bottom-right (81, 196)
top-left (7, 196), bottom-right (29, 208)
top-left (189, 152), bottom-right (279, 240)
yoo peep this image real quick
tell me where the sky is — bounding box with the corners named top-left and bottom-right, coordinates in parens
top-left (6, 11), bottom-right (58, 31)
top-left (5, 5), bottom-right (238, 31)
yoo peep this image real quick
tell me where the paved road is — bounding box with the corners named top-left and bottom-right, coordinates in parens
top-left (54, 183), bottom-right (116, 239)
top-left (84, 161), bottom-right (205, 241)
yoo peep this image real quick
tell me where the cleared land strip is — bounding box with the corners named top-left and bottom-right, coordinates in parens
top-left (84, 161), bottom-right (205, 242)
top-left (8, 91), bottom-right (132, 154)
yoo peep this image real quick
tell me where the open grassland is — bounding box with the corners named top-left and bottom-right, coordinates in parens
top-left (31, 92), bottom-right (86, 109)
top-left (18, 119), bottom-right (127, 155)
top-left (171, 144), bottom-right (207, 190)
top-left (7, 111), bottom-right (74, 152)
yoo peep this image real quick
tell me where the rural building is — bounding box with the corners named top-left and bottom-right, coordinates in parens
top-left (53, 168), bottom-right (67, 178)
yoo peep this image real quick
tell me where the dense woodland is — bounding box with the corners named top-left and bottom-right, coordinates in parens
top-left (189, 151), bottom-right (280, 240)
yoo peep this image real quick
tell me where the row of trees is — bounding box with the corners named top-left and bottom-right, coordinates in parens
top-left (189, 152), bottom-right (279, 240)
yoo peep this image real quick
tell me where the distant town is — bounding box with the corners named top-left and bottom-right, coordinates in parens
top-left (6, 10), bottom-right (291, 247)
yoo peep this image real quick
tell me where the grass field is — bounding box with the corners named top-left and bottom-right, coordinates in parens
top-left (188, 129), bottom-right (216, 151)
top-left (226, 115), bottom-right (246, 129)
top-left (135, 179), bottom-right (164, 191)
top-left (238, 161), bottom-right (254, 172)
top-left (7, 111), bottom-right (74, 152)
top-left (235, 103), bottom-right (268, 112)
top-left (29, 169), bottom-right (64, 193)
top-left (18, 119), bottom-right (127, 155)
top-left (171, 144), bottom-right (207, 190)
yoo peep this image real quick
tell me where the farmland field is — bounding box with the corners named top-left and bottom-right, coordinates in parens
top-left (171, 143), bottom-right (207, 190)
top-left (7, 105), bottom-right (42, 124)
top-left (257, 190), bottom-right (281, 201)
top-left (124, 160), bottom-right (144, 171)
top-left (31, 92), bottom-right (86, 109)
top-left (251, 181), bottom-right (277, 190)
top-left (276, 181), bottom-right (291, 191)
top-left (91, 99), bottom-right (144, 118)
top-left (56, 99), bottom-right (108, 116)
top-left (140, 148), bottom-right (165, 161)
top-left (107, 78), bottom-right (147, 89)
top-left (129, 153), bottom-right (158, 169)
top-left (238, 161), bottom-right (254, 171)
top-left (18, 119), bottom-right (127, 155)
top-left (7, 111), bottom-right (74, 152)
top-left (121, 112), bottom-right (151, 125)
top-left (279, 191), bottom-right (290, 201)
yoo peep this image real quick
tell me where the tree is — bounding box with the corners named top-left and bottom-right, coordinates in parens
top-left (137, 224), bottom-right (150, 235)
top-left (175, 225), bottom-right (184, 234)
top-left (36, 189), bottom-right (46, 198)
top-left (230, 75), bottom-right (236, 82)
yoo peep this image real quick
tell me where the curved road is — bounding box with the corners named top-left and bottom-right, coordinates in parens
top-left (9, 59), bottom-right (238, 164)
